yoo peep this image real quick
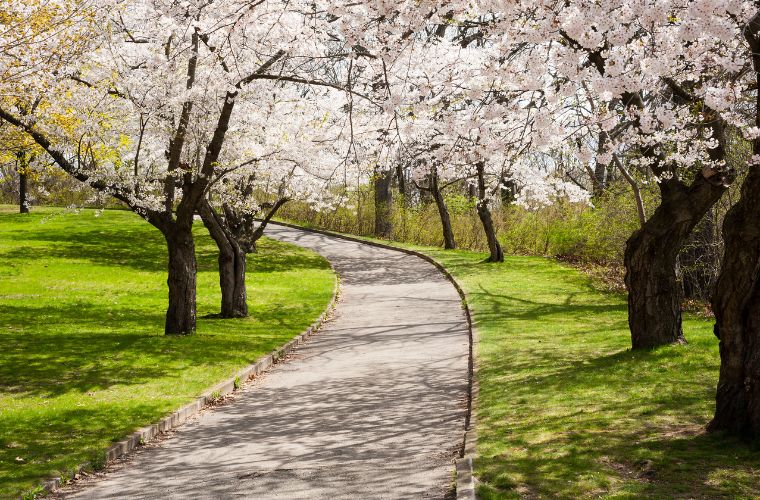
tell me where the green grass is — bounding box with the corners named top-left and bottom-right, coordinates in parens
top-left (0, 207), bottom-right (335, 498)
top-left (279, 220), bottom-right (760, 498)
top-left (414, 248), bottom-right (760, 499)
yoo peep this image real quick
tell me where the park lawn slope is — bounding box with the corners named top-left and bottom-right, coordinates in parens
top-left (415, 248), bottom-right (760, 499)
top-left (0, 207), bottom-right (336, 498)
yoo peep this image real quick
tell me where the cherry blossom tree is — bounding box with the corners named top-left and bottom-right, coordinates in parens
top-left (0, 0), bottom-right (353, 334)
top-left (0, 0), bottom-right (101, 213)
top-left (198, 85), bottom-right (350, 318)
top-left (481, 0), bottom-right (751, 348)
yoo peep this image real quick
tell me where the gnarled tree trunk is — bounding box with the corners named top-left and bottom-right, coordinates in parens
top-left (621, 76), bottom-right (730, 350)
top-left (708, 11), bottom-right (760, 438)
top-left (476, 162), bottom-right (503, 263)
top-left (199, 200), bottom-right (247, 318)
top-left (163, 221), bottom-right (198, 335)
top-left (624, 176), bottom-right (726, 349)
top-left (709, 167), bottom-right (760, 436)
top-left (374, 166), bottom-right (393, 238)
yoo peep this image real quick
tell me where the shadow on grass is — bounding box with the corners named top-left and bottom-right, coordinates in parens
top-left (0, 402), bottom-right (168, 496)
top-left (0, 297), bottom-right (323, 399)
top-left (446, 263), bottom-right (758, 498)
top-left (0, 210), bottom-right (337, 498)
top-left (2, 216), bottom-right (331, 275)
top-left (473, 284), bottom-right (627, 324)
top-left (0, 214), bottom-right (334, 399)
top-left (476, 341), bottom-right (744, 497)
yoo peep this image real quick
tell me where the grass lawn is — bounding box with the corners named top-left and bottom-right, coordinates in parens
top-left (0, 207), bottom-right (336, 498)
top-left (414, 248), bottom-right (760, 499)
top-left (279, 220), bottom-right (760, 498)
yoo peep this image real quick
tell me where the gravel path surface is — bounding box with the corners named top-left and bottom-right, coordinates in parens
top-left (66, 224), bottom-right (469, 499)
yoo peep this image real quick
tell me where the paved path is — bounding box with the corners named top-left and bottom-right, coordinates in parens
top-left (67, 224), bottom-right (469, 499)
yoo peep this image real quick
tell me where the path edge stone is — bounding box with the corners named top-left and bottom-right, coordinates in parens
top-left (38, 261), bottom-right (341, 498)
top-left (267, 221), bottom-right (480, 500)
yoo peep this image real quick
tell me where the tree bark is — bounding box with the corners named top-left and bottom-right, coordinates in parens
top-left (429, 167), bottom-right (456, 250)
top-left (18, 169), bottom-right (29, 214)
top-left (374, 166), bottom-right (393, 238)
top-left (395, 163), bottom-right (407, 197)
top-left (708, 10), bottom-right (760, 438)
top-left (613, 154), bottom-right (646, 226)
top-left (476, 162), bottom-right (504, 263)
top-left (709, 164), bottom-right (760, 437)
top-left (17, 151), bottom-right (29, 214)
top-left (198, 200), bottom-right (247, 318)
top-left (248, 198), bottom-right (289, 252)
top-left (163, 222), bottom-right (198, 335)
top-left (625, 175), bottom-right (726, 349)
top-left (500, 173), bottom-right (517, 205)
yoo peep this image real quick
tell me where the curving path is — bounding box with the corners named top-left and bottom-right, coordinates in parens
top-left (66, 224), bottom-right (469, 499)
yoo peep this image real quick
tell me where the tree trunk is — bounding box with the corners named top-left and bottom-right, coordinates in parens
top-left (624, 176), bottom-right (726, 349)
top-left (374, 166), bottom-right (393, 238)
top-left (476, 162), bottom-right (504, 263)
top-left (17, 151), bottom-right (29, 214)
top-left (163, 223), bottom-right (197, 335)
top-left (592, 132), bottom-right (608, 197)
top-left (708, 9), bottom-right (760, 438)
top-left (430, 167), bottom-right (456, 250)
top-left (198, 200), bottom-right (248, 318)
top-left (709, 167), bottom-right (760, 436)
top-left (229, 250), bottom-right (247, 317)
top-left (18, 169), bottom-right (29, 214)
top-left (396, 163), bottom-right (407, 197)
top-left (500, 173), bottom-right (517, 205)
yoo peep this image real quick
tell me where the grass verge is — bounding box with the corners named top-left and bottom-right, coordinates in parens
top-left (421, 250), bottom-right (760, 499)
top-left (0, 207), bottom-right (335, 498)
top-left (278, 220), bottom-right (760, 498)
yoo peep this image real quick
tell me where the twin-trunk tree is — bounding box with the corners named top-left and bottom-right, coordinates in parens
top-left (622, 84), bottom-right (730, 349)
top-left (198, 193), bottom-right (289, 319)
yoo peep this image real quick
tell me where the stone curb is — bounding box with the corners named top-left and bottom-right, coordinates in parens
top-left (39, 262), bottom-right (341, 498)
top-left (268, 221), bottom-right (479, 499)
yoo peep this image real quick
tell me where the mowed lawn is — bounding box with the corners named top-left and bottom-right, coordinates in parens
top-left (0, 207), bottom-right (336, 498)
top-left (413, 249), bottom-right (760, 499)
